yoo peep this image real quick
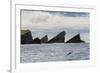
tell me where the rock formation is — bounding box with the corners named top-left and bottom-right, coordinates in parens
top-left (21, 30), bottom-right (33, 44)
top-left (47, 31), bottom-right (66, 43)
top-left (41, 35), bottom-right (48, 43)
top-left (66, 34), bottom-right (85, 43)
top-left (21, 30), bottom-right (85, 44)
top-left (31, 37), bottom-right (41, 44)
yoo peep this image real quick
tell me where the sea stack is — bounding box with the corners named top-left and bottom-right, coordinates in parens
top-left (41, 35), bottom-right (48, 43)
top-left (47, 31), bottom-right (66, 43)
top-left (66, 34), bottom-right (85, 43)
top-left (21, 30), bottom-right (33, 44)
top-left (31, 37), bottom-right (41, 44)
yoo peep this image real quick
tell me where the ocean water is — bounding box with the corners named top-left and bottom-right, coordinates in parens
top-left (20, 43), bottom-right (89, 63)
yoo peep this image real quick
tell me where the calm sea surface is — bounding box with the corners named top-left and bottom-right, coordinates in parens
top-left (20, 43), bottom-right (89, 63)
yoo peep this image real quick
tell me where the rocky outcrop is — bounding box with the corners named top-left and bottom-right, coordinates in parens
top-left (21, 30), bottom-right (33, 44)
top-left (21, 30), bottom-right (85, 44)
top-left (31, 37), bottom-right (41, 44)
top-left (47, 31), bottom-right (66, 43)
top-left (41, 35), bottom-right (48, 43)
top-left (66, 34), bottom-right (85, 43)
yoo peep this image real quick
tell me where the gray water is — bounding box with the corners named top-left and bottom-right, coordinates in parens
top-left (20, 43), bottom-right (89, 63)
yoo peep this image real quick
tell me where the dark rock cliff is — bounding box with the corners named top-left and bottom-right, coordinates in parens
top-left (47, 31), bottom-right (66, 43)
top-left (41, 35), bottom-right (48, 43)
top-left (31, 37), bottom-right (41, 44)
top-left (21, 30), bottom-right (85, 44)
top-left (66, 34), bottom-right (85, 43)
top-left (21, 30), bottom-right (33, 44)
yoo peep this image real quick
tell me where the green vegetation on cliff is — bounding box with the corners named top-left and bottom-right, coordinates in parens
top-left (21, 29), bottom-right (33, 44)
top-left (21, 30), bottom-right (30, 35)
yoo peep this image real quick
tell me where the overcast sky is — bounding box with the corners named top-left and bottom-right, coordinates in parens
top-left (21, 10), bottom-right (89, 29)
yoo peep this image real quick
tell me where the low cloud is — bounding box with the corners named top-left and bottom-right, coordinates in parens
top-left (21, 10), bottom-right (89, 30)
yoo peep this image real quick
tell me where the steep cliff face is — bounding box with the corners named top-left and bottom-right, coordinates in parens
top-left (66, 34), bottom-right (85, 43)
top-left (31, 37), bottom-right (41, 44)
top-left (41, 35), bottom-right (48, 43)
top-left (47, 31), bottom-right (66, 43)
top-left (21, 30), bottom-right (85, 44)
top-left (21, 30), bottom-right (33, 44)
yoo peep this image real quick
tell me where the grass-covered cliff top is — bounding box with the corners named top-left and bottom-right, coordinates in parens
top-left (21, 30), bottom-right (30, 35)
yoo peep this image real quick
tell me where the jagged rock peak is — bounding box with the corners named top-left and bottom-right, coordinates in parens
top-left (66, 33), bottom-right (85, 43)
top-left (41, 35), bottom-right (48, 43)
top-left (47, 31), bottom-right (66, 43)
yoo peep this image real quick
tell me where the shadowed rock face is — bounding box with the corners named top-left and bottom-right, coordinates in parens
top-left (21, 30), bottom-right (85, 44)
top-left (47, 31), bottom-right (66, 43)
top-left (66, 34), bottom-right (85, 43)
top-left (21, 30), bottom-right (33, 44)
top-left (41, 35), bottom-right (48, 43)
top-left (31, 37), bottom-right (41, 44)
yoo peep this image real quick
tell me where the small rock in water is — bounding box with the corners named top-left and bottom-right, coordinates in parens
top-left (66, 52), bottom-right (72, 56)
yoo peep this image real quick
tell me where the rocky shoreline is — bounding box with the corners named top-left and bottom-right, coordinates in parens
top-left (21, 29), bottom-right (85, 44)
